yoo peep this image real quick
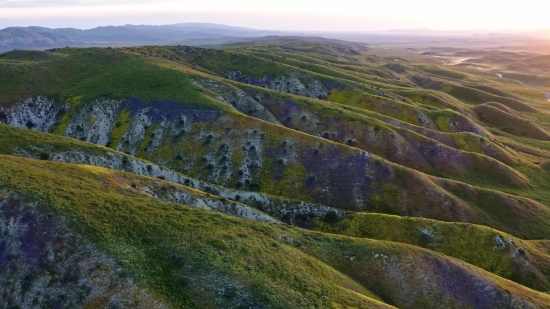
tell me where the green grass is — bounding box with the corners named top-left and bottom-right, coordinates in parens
top-left (0, 49), bottom-right (67, 62)
top-left (414, 64), bottom-right (467, 80)
top-left (0, 155), bottom-right (394, 308)
top-left (3, 42), bottom-right (550, 306)
top-left (1, 155), bottom-right (550, 308)
top-left (0, 48), bottom-right (225, 109)
top-left (314, 213), bottom-right (550, 291)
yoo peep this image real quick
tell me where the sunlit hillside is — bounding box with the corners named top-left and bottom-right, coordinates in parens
top-left (1, 38), bottom-right (550, 308)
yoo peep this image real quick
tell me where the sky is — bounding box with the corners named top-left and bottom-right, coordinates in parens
top-left (1, 0), bottom-right (549, 31)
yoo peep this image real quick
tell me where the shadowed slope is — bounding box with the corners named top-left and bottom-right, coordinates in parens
top-left (474, 103), bottom-right (550, 140)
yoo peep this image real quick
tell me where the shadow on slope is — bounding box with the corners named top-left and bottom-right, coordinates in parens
top-left (474, 103), bottom-right (550, 140)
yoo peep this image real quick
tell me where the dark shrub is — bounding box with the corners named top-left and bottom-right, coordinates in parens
top-left (323, 211), bottom-right (339, 223)
top-left (26, 120), bottom-right (35, 129)
top-left (0, 111), bottom-right (8, 123)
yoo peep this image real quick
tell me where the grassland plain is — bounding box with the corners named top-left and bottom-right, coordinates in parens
top-left (1, 39), bottom-right (550, 308)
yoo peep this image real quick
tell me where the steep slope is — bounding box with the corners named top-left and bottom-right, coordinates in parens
top-left (316, 213), bottom-right (550, 292)
top-left (1, 46), bottom-right (550, 238)
top-left (0, 156), bottom-right (390, 308)
top-left (1, 155), bottom-right (550, 308)
top-left (0, 190), bottom-right (171, 309)
top-left (3, 124), bottom-right (550, 296)
top-left (2, 102), bottom-right (550, 240)
top-left (0, 124), bottom-right (347, 225)
top-left (221, 82), bottom-right (520, 182)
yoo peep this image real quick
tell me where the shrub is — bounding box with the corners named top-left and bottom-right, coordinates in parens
top-left (25, 120), bottom-right (35, 129)
top-left (323, 211), bottom-right (339, 223)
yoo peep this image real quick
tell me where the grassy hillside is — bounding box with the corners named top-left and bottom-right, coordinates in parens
top-left (1, 155), bottom-right (550, 308)
top-left (315, 213), bottom-right (550, 291)
top-left (0, 47), bottom-right (224, 109)
top-left (2, 39), bottom-right (550, 307)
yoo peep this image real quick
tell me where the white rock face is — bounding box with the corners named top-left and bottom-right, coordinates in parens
top-left (117, 107), bottom-right (152, 155)
top-left (0, 97), bottom-right (61, 132)
top-left (237, 130), bottom-right (264, 188)
top-left (14, 146), bottom-right (345, 224)
top-left (196, 78), bottom-right (281, 124)
top-left (226, 71), bottom-right (330, 100)
top-left (65, 99), bottom-right (118, 146)
top-left (271, 75), bottom-right (328, 99)
top-left (3, 95), bottom-right (348, 224)
top-left (142, 184), bottom-right (279, 223)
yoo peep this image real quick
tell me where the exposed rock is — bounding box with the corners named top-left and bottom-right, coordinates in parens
top-left (195, 78), bottom-right (281, 124)
top-left (0, 191), bottom-right (168, 309)
top-left (226, 71), bottom-right (331, 100)
top-left (0, 97), bottom-right (61, 132)
top-left (13, 146), bottom-right (342, 224)
top-left (65, 99), bottom-right (118, 146)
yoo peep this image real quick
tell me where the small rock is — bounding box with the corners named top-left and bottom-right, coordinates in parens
top-left (223, 257), bottom-right (229, 262)
top-left (246, 265), bottom-right (254, 271)
top-left (421, 229), bottom-right (433, 239)
top-left (321, 295), bottom-right (329, 301)
top-left (218, 250), bottom-right (225, 256)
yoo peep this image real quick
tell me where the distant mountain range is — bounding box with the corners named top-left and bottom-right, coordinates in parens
top-left (2, 23), bottom-right (549, 53)
top-left (0, 23), bottom-right (289, 52)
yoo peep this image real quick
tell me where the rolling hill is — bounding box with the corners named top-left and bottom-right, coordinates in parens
top-left (1, 38), bottom-right (550, 308)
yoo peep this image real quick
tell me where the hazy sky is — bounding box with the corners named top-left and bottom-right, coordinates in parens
top-left (1, 0), bottom-right (549, 31)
